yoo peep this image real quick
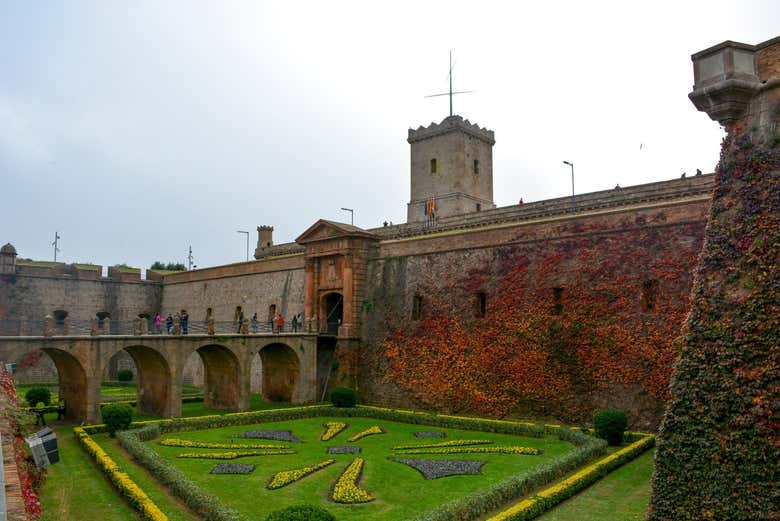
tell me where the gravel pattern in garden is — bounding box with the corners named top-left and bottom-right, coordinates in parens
top-left (210, 463), bottom-right (256, 475)
top-left (414, 431), bottom-right (446, 438)
top-left (233, 430), bottom-right (302, 442)
top-left (326, 446), bottom-right (362, 454)
top-left (388, 458), bottom-right (486, 479)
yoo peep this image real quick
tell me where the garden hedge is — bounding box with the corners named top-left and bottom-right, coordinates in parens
top-left (649, 140), bottom-right (780, 519)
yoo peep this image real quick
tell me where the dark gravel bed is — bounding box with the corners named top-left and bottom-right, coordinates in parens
top-left (232, 430), bottom-right (302, 442)
top-left (210, 463), bottom-right (255, 475)
top-left (388, 457), bottom-right (486, 479)
top-left (414, 431), bottom-right (446, 438)
top-left (326, 446), bottom-right (362, 454)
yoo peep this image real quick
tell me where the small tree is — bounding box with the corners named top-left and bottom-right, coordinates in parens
top-left (266, 505), bottom-right (336, 521)
top-left (594, 409), bottom-right (628, 446)
top-left (117, 369), bottom-right (134, 382)
top-left (150, 261), bottom-right (186, 271)
top-left (25, 387), bottom-right (51, 407)
top-left (102, 403), bottom-right (133, 437)
top-left (330, 387), bottom-right (357, 407)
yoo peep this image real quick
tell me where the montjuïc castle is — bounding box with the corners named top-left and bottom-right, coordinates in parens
top-left (3, 36), bottom-right (776, 429)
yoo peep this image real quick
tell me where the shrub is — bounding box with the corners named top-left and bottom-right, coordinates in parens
top-left (266, 505), bottom-right (336, 521)
top-left (102, 403), bottom-right (134, 437)
top-left (593, 409), bottom-right (628, 446)
top-left (117, 369), bottom-right (134, 382)
top-left (330, 387), bottom-right (357, 407)
top-left (25, 387), bottom-right (51, 407)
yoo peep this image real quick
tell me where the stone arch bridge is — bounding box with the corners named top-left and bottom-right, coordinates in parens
top-left (0, 334), bottom-right (319, 423)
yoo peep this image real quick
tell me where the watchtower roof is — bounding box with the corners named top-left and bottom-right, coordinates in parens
top-left (1, 243), bottom-right (17, 255)
top-left (408, 115), bottom-right (495, 145)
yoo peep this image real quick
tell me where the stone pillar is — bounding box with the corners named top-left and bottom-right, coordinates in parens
top-left (140, 318), bottom-right (148, 335)
top-left (102, 317), bottom-right (111, 335)
top-left (63, 316), bottom-right (70, 336)
top-left (133, 318), bottom-right (142, 336)
top-left (339, 254), bottom-right (354, 337)
top-left (304, 258), bottom-right (318, 332)
top-left (17, 317), bottom-right (25, 336)
top-left (90, 319), bottom-right (99, 336)
top-left (43, 315), bottom-right (53, 337)
top-left (207, 317), bottom-right (215, 335)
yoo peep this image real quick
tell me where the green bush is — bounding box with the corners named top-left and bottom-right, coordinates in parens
top-left (593, 409), bottom-right (628, 446)
top-left (25, 387), bottom-right (51, 407)
top-left (266, 505), bottom-right (336, 521)
top-left (102, 403), bottom-right (134, 437)
top-left (117, 369), bottom-right (134, 382)
top-left (330, 387), bottom-right (357, 407)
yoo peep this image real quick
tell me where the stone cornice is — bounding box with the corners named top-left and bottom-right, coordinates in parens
top-left (408, 115), bottom-right (495, 145)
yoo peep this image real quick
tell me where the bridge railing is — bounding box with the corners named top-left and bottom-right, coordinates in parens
top-left (0, 319), bottom-right (309, 337)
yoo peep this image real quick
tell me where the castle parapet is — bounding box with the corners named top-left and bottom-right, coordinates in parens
top-left (408, 115), bottom-right (495, 145)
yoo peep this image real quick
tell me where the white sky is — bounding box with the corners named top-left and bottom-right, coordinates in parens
top-left (1, 1), bottom-right (777, 270)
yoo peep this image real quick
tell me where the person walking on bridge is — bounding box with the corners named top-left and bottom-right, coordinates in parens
top-left (276, 313), bottom-right (284, 334)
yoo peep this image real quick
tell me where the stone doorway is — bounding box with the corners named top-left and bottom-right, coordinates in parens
top-left (321, 293), bottom-right (343, 335)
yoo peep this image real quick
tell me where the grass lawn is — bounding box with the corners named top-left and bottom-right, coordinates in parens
top-left (38, 394), bottom-right (293, 520)
top-left (16, 382), bottom-right (203, 406)
top-left (144, 416), bottom-right (577, 521)
top-left (40, 425), bottom-right (137, 521)
top-left (536, 449), bottom-right (655, 521)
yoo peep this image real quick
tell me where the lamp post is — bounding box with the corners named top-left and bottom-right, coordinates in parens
top-left (340, 207), bottom-right (354, 226)
top-left (237, 230), bottom-right (250, 262)
top-left (563, 161), bottom-right (574, 197)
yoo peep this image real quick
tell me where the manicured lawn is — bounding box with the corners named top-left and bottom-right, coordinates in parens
top-left (537, 449), bottom-right (654, 521)
top-left (38, 394), bottom-right (293, 520)
top-left (40, 425), bottom-right (136, 521)
top-left (144, 416), bottom-right (577, 521)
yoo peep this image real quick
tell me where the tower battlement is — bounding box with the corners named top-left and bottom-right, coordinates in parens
top-left (408, 115), bottom-right (495, 145)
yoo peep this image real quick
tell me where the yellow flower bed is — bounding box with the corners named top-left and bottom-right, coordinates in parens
top-left (486, 434), bottom-right (655, 521)
top-left (159, 438), bottom-right (287, 449)
top-left (320, 422), bottom-right (348, 441)
top-left (395, 446), bottom-right (541, 455)
top-left (347, 425), bottom-right (385, 442)
top-left (392, 439), bottom-right (493, 450)
top-left (74, 427), bottom-right (169, 521)
top-left (266, 459), bottom-right (335, 489)
top-left (177, 449), bottom-right (296, 460)
top-left (331, 458), bottom-right (374, 504)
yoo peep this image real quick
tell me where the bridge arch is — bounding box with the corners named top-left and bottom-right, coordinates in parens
top-left (256, 342), bottom-right (300, 402)
top-left (196, 344), bottom-right (241, 410)
top-left (101, 345), bottom-right (172, 417)
top-left (40, 348), bottom-right (88, 421)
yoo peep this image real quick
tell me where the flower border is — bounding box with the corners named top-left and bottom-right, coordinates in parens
top-left (266, 459), bottom-right (335, 490)
top-left (330, 458), bottom-right (374, 504)
top-left (320, 422), bottom-right (348, 442)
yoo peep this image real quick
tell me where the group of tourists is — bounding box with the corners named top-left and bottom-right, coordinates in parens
top-left (148, 309), bottom-right (302, 335)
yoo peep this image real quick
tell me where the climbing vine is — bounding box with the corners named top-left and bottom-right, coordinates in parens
top-left (383, 222), bottom-right (702, 424)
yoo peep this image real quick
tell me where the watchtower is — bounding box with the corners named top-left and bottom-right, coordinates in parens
top-left (406, 115), bottom-right (495, 223)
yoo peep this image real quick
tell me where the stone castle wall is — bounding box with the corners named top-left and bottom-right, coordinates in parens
top-left (360, 189), bottom-right (712, 428)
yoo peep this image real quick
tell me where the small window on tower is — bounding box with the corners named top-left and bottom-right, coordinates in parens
top-left (476, 203), bottom-right (482, 212)
top-left (473, 159), bottom-right (479, 175)
top-left (412, 295), bottom-right (423, 320)
top-left (430, 158), bottom-right (437, 174)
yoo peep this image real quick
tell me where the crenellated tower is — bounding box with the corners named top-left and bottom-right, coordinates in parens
top-left (407, 115), bottom-right (496, 223)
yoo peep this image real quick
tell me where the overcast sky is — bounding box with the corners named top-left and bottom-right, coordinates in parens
top-left (1, 1), bottom-right (777, 271)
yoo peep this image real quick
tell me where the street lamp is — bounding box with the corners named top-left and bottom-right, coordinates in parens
top-left (237, 230), bottom-right (249, 262)
top-left (562, 161), bottom-right (574, 197)
top-left (340, 207), bottom-right (354, 225)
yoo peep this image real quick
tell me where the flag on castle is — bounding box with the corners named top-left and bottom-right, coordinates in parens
top-left (424, 196), bottom-right (436, 218)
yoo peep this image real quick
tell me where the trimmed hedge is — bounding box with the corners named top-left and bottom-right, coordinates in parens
top-left (117, 425), bottom-right (243, 521)
top-left (102, 402), bottom-right (133, 437)
top-left (25, 387), bottom-right (51, 407)
top-left (593, 409), bottom-right (627, 446)
top-left (330, 387), bottom-right (357, 407)
top-left (74, 427), bottom-right (168, 521)
top-left (487, 434), bottom-right (655, 520)
top-left (117, 369), bottom-right (134, 382)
